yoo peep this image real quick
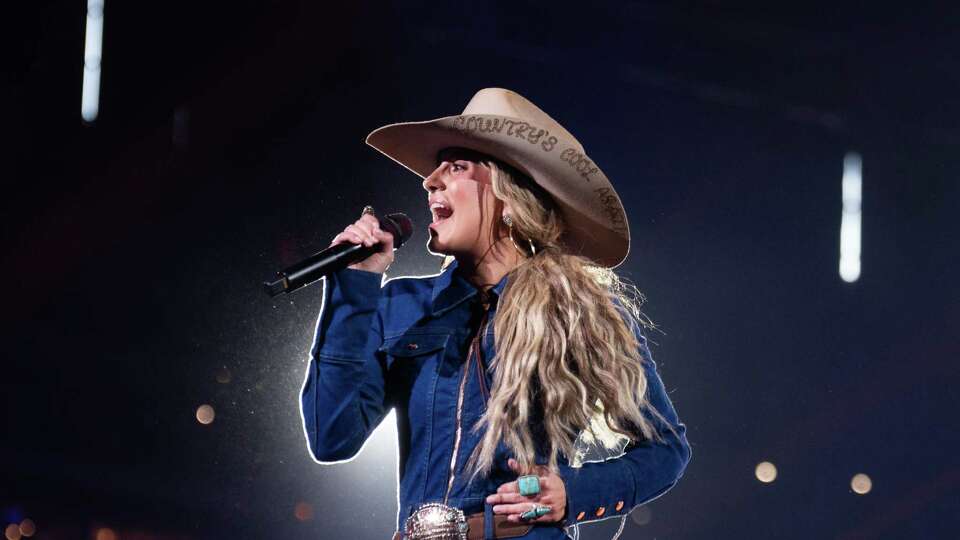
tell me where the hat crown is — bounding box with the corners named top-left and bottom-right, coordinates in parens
top-left (460, 88), bottom-right (583, 151)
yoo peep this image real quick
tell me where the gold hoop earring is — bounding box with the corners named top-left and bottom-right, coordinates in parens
top-left (504, 216), bottom-right (536, 257)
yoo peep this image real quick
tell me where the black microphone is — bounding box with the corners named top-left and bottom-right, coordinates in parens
top-left (263, 213), bottom-right (413, 297)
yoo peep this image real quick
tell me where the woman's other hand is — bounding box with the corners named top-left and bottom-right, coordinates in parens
top-left (329, 213), bottom-right (395, 274)
top-left (486, 458), bottom-right (568, 524)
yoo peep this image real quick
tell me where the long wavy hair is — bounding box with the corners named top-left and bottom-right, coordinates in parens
top-left (457, 159), bottom-right (675, 479)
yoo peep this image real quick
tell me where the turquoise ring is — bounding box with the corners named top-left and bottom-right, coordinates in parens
top-left (518, 475), bottom-right (541, 496)
top-left (520, 504), bottom-right (551, 520)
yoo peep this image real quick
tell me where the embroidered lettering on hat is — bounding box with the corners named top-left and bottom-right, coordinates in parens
top-left (454, 116), bottom-right (559, 152)
top-left (594, 187), bottom-right (628, 234)
top-left (560, 148), bottom-right (600, 182)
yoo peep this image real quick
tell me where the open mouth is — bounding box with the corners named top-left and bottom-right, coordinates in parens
top-left (430, 204), bottom-right (453, 225)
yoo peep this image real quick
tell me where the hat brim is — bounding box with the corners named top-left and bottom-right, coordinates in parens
top-left (366, 114), bottom-right (630, 268)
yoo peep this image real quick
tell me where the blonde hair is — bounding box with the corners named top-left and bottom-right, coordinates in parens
top-left (461, 159), bottom-right (674, 478)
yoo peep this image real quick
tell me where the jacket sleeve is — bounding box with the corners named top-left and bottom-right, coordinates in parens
top-left (557, 326), bottom-right (692, 527)
top-left (299, 267), bottom-right (389, 463)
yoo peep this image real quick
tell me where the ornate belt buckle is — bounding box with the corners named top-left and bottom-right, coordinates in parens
top-left (403, 502), bottom-right (469, 540)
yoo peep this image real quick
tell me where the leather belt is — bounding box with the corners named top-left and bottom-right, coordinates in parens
top-left (391, 511), bottom-right (532, 540)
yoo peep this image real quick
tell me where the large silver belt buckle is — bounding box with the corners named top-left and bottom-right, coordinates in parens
top-left (403, 502), bottom-right (469, 540)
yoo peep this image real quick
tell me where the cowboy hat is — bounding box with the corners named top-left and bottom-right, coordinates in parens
top-left (365, 88), bottom-right (630, 268)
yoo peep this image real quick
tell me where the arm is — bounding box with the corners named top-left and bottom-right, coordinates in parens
top-left (557, 329), bottom-right (692, 525)
top-left (299, 267), bottom-right (389, 463)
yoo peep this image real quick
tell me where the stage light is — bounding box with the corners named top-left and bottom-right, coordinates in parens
top-left (5, 523), bottom-right (22, 540)
top-left (629, 505), bottom-right (652, 526)
top-left (94, 528), bottom-right (117, 540)
top-left (851, 473), bottom-right (872, 494)
top-left (755, 461), bottom-right (777, 483)
top-left (17, 519), bottom-right (35, 537)
top-left (81, 0), bottom-right (104, 122)
top-left (196, 404), bottom-right (215, 425)
top-left (839, 152), bottom-right (862, 283)
top-left (216, 366), bottom-right (232, 384)
top-left (294, 501), bottom-right (314, 522)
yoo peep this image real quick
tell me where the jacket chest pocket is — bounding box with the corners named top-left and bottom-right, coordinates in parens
top-left (380, 333), bottom-right (451, 417)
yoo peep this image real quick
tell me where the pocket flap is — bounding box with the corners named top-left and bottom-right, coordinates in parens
top-left (381, 333), bottom-right (450, 357)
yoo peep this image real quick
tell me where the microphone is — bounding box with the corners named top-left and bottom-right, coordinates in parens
top-left (263, 212), bottom-right (413, 297)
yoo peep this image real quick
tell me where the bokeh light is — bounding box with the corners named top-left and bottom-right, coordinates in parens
top-left (94, 527), bottom-right (117, 540)
top-left (839, 152), bottom-right (862, 283)
top-left (294, 501), bottom-right (314, 522)
top-left (5, 523), bottom-right (22, 540)
top-left (216, 366), bottom-right (232, 384)
top-left (755, 461), bottom-right (777, 483)
top-left (81, 0), bottom-right (104, 122)
top-left (851, 473), bottom-right (872, 494)
top-left (196, 404), bottom-right (215, 424)
top-left (18, 519), bottom-right (35, 537)
top-left (630, 505), bottom-right (652, 526)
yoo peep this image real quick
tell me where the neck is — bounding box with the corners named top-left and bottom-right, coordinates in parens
top-left (455, 239), bottom-right (524, 291)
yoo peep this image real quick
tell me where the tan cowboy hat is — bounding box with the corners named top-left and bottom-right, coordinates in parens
top-left (365, 88), bottom-right (630, 268)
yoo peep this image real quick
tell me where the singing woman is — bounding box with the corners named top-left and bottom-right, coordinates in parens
top-left (300, 88), bottom-right (691, 539)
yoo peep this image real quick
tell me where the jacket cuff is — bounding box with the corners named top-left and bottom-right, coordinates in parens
top-left (313, 268), bottom-right (383, 360)
top-left (558, 458), bottom-right (636, 526)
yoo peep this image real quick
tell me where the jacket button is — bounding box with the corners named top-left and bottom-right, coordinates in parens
top-left (406, 343), bottom-right (418, 350)
top-left (576, 511), bottom-right (585, 521)
top-left (615, 501), bottom-right (624, 511)
top-left (595, 506), bottom-right (606, 517)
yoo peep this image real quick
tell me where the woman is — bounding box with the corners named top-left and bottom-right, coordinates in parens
top-left (300, 88), bottom-right (691, 540)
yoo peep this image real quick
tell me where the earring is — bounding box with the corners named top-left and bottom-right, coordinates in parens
top-left (503, 215), bottom-right (537, 257)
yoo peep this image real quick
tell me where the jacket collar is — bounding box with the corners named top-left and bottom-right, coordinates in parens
top-left (430, 258), bottom-right (510, 317)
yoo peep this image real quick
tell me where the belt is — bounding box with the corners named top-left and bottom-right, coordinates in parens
top-left (391, 509), bottom-right (532, 540)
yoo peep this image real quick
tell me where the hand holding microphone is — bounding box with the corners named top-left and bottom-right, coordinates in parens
top-left (263, 207), bottom-right (413, 297)
top-left (329, 206), bottom-right (395, 274)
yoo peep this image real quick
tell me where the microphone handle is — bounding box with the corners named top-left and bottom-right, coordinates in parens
top-left (263, 241), bottom-right (377, 297)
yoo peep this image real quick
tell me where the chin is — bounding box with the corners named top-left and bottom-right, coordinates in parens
top-left (426, 230), bottom-right (449, 257)
top-left (428, 230), bottom-right (465, 260)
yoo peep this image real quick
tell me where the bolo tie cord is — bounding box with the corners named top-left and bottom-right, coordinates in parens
top-left (473, 299), bottom-right (492, 403)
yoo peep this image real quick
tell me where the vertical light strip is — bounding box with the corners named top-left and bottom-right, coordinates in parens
top-left (839, 152), bottom-right (862, 283)
top-left (81, 0), bottom-right (104, 122)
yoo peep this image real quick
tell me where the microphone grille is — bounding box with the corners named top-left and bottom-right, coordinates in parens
top-left (379, 213), bottom-right (414, 247)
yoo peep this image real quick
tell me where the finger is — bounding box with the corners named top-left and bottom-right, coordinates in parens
top-left (507, 458), bottom-right (521, 473)
top-left (496, 481), bottom-right (519, 495)
top-left (351, 221), bottom-right (378, 245)
top-left (486, 492), bottom-right (537, 505)
top-left (362, 222), bottom-right (381, 245)
top-left (345, 224), bottom-right (376, 247)
top-left (330, 232), bottom-right (362, 247)
top-left (491, 503), bottom-right (539, 515)
top-left (374, 229), bottom-right (393, 250)
top-left (359, 216), bottom-right (384, 242)
top-left (505, 513), bottom-right (557, 524)
top-left (359, 213), bottom-right (380, 227)
top-left (504, 501), bottom-right (558, 523)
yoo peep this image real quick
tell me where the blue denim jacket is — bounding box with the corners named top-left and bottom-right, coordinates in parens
top-left (300, 259), bottom-right (691, 538)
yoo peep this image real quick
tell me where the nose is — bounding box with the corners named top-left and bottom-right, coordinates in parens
top-left (422, 162), bottom-right (448, 193)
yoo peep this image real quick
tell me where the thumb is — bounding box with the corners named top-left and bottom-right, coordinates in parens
top-left (376, 228), bottom-right (395, 250)
top-left (507, 458), bottom-right (521, 473)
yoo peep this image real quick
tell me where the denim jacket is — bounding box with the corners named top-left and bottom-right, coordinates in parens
top-left (300, 259), bottom-right (691, 538)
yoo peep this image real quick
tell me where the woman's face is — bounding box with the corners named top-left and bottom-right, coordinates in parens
top-left (422, 148), bottom-right (505, 261)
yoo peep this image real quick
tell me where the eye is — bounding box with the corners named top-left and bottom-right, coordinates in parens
top-left (451, 162), bottom-right (467, 172)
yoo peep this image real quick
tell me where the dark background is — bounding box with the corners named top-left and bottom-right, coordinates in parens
top-left (5, 1), bottom-right (959, 539)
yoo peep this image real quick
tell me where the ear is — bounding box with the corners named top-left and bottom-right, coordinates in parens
top-left (501, 200), bottom-right (514, 220)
